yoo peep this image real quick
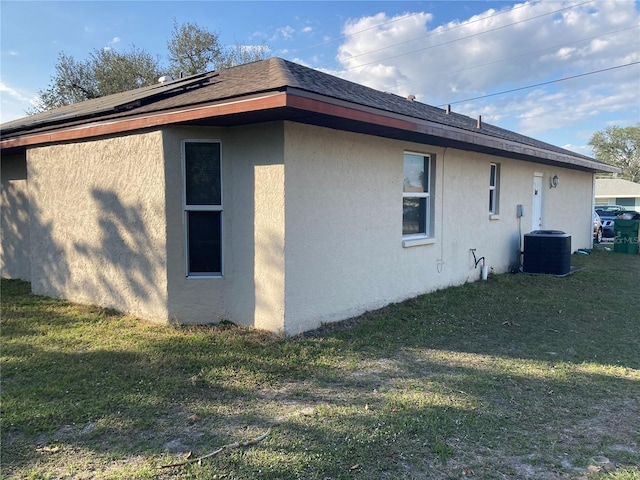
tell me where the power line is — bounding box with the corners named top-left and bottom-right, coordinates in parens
top-left (439, 61), bottom-right (640, 107)
top-left (286, 1), bottom-right (637, 113)
top-left (329, 1), bottom-right (535, 68)
top-left (337, 0), bottom-right (595, 72)
top-left (287, 10), bottom-right (432, 57)
top-left (398, 24), bottom-right (639, 88)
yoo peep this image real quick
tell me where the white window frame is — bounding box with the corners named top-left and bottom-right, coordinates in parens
top-left (402, 152), bottom-right (434, 246)
top-left (489, 162), bottom-right (500, 217)
top-left (181, 140), bottom-right (223, 278)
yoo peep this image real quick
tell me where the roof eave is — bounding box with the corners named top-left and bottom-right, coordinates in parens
top-left (283, 89), bottom-right (621, 174)
top-left (0, 92), bottom-right (288, 151)
top-left (0, 87), bottom-right (620, 175)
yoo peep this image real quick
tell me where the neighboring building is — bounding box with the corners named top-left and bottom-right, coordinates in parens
top-left (1, 58), bottom-right (619, 334)
top-left (595, 178), bottom-right (640, 212)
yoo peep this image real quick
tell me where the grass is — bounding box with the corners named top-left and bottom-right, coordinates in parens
top-left (1, 246), bottom-right (639, 479)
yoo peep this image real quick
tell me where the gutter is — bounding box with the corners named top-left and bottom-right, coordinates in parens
top-left (0, 92), bottom-right (288, 151)
top-left (283, 89), bottom-right (621, 174)
top-left (0, 88), bottom-right (621, 175)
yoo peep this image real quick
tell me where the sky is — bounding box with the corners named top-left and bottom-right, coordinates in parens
top-left (1, 1), bottom-right (639, 157)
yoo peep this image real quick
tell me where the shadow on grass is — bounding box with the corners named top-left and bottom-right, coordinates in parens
top-left (318, 250), bottom-right (640, 370)
top-left (2, 249), bottom-right (639, 478)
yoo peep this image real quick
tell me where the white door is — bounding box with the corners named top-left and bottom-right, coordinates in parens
top-left (532, 174), bottom-right (543, 231)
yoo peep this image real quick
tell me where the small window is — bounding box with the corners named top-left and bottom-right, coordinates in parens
top-left (403, 153), bottom-right (432, 238)
top-left (182, 141), bottom-right (222, 276)
top-left (489, 163), bottom-right (500, 214)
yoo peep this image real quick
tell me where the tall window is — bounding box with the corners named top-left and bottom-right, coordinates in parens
top-left (403, 152), bottom-right (431, 238)
top-left (489, 163), bottom-right (500, 214)
top-left (183, 141), bottom-right (222, 276)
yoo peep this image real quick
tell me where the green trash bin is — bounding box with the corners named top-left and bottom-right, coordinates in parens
top-left (614, 217), bottom-right (640, 254)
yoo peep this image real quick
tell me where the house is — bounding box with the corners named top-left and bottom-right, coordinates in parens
top-left (595, 178), bottom-right (640, 212)
top-left (1, 57), bottom-right (620, 334)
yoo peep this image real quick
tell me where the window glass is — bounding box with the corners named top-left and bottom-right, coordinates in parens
top-left (489, 163), bottom-right (499, 214)
top-left (183, 141), bottom-right (222, 276)
top-left (403, 153), bottom-right (432, 238)
top-left (185, 142), bottom-right (221, 205)
top-left (403, 154), bottom-right (428, 193)
top-left (403, 197), bottom-right (427, 235)
top-left (187, 211), bottom-right (222, 273)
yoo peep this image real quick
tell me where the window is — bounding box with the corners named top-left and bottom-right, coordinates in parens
top-left (182, 141), bottom-right (222, 276)
top-left (489, 163), bottom-right (500, 215)
top-left (403, 152), bottom-right (432, 238)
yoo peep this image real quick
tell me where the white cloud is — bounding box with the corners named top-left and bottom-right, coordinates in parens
top-left (274, 26), bottom-right (295, 40)
top-left (0, 81), bottom-right (18, 96)
top-left (329, 1), bottom-right (640, 140)
top-left (0, 81), bottom-right (35, 103)
top-left (562, 143), bottom-right (593, 156)
top-left (0, 81), bottom-right (39, 123)
top-left (276, 21), bottom-right (315, 39)
top-left (103, 36), bottom-right (121, 51)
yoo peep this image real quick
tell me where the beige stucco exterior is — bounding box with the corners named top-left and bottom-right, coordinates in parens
top-left (1, 120), bottom-right (595, 334)
top-left (1, 153), bottom-right (30, 280)
top-left (161, 123), bottom-right (287, 330)
top-left (281, 122), bottom-right (593, 333)
top-left (24, 131), bottom-right (169, 321)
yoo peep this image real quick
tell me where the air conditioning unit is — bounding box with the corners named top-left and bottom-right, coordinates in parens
top-left (523, 230), bottom-right (571, 275)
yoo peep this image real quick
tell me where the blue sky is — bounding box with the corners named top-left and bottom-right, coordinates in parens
top-left (1, 1), bottom-right (639, 156)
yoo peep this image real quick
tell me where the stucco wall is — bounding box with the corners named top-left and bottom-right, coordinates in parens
top-left (283, 123), bottom-right (406, 333)
top-left (162, 124), bottom-right (286, 330)
top-left (282, 122), bottom-right (594, 333)
top-left (1, 153), bottom-right (31, 280)
top-left (539, 167), bottom-right (594, 248)
top-left (27, 131), bottom-right (169, 321)
top-left (12, 119), bottom-right (594, 334)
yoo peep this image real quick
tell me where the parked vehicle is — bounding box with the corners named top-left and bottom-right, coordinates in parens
top-left (593, 209), bottom-right (603, 243)
top-left (595, 205), bottom-right (631, 238)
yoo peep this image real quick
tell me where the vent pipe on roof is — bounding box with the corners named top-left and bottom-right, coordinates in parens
top-left (445, 104), bottom-right (451, 114)
top-left (407, 94), bottom-right (416, 102)
top-left (477, 115), bottom-right (482, 129)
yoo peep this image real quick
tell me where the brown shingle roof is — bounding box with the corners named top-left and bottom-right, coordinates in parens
top-left (0, 71), bottom-right (213, 133)
top-left (0, 57), bottom-right (620, 174)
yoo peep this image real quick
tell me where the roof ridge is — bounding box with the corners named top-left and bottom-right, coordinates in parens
top-left (0, 57), bottom-right (619, 174)
top-left (267, 57), bottom-right (303, 88)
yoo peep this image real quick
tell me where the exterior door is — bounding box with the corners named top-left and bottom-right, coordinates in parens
top-left (532, 174), bottom-right (543, 231)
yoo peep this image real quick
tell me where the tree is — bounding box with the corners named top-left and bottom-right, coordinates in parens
top-left (31, 52), bottom-right (98, 111)
top-left (30, 21), bottom-right (269, 113)
top-left (91, 47), bottom-right (161, 96)
top-left (167, 21), bottom-right (222, 77)
top-left (167, 21), bottom-right (268, 78)
top-left (589, 123), bottom-right (640, 183)
top-left (219, 42), bottom-right (270, 69)
top-left (30, 47), bottom-right (161, 113)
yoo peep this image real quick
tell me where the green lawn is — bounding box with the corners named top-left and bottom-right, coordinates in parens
top-left (1, 247), bottom-right (639, 479)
